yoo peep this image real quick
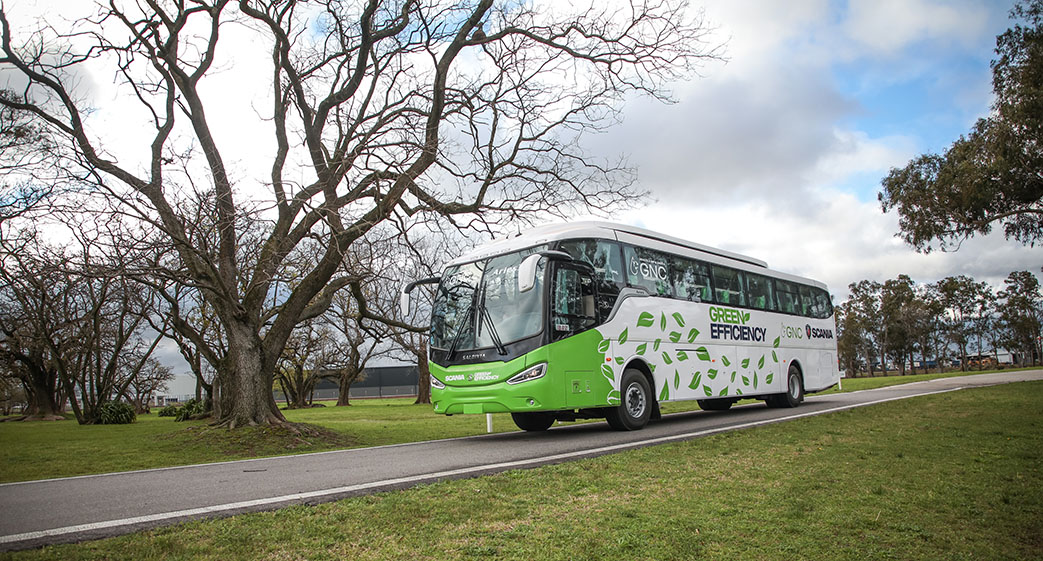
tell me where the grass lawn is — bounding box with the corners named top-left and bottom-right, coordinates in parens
top-left (0, 368), bottom-right (1036, 483)
top-left (4, 381), bottom-right (1041, 560)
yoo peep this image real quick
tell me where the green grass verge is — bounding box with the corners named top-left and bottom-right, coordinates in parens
top-left (5, 381), bottom-right (1041, 561)
top-left (0, 368), bottom-right (1035, 484)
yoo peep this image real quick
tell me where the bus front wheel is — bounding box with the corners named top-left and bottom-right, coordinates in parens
top-left (511, 412), bottom-right (555, 431)
top-left (606, 369), bottom-right (652, 431)
top-left (767, 365), bottom-right (803, 408)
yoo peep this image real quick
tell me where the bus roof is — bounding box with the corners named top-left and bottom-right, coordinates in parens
top-left (447, 221), bottom-right (828, 290)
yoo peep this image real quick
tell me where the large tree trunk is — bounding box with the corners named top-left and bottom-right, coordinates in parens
top-left (216, 323), bottom-right (286, 428)
top-left (20, 365), bottom-right (64, 420)
top-left (414, 340), bottom-right (431, 405)
top-left (336, 365), bottom-right (359, 406)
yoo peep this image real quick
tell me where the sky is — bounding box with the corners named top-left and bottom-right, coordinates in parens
top-left (580, 0), bottom-right (1041, 298)
top-left (5, 0), bottom-right (1042, 394)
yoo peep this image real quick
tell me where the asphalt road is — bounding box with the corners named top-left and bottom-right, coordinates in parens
top-left (2, 370), bottom-right (1041, 551)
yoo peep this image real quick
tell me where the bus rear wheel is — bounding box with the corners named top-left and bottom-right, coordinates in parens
top-left (766, 365), bottom-right (803, 408)
top-left (606, 369), bottom-right (652, 431)
top-left (511, 412), bottom-right (555, 431)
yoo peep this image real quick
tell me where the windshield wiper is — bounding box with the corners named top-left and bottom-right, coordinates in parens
top-left (479, 300), bottom-right (508, 356)
top-left (446, 296), bottom-right (477, 361)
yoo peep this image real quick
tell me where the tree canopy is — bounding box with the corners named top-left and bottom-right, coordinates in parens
top-left (879, 0), bottom-right (1043, 251)
top-left (0, 0), bottom-right (719, 428)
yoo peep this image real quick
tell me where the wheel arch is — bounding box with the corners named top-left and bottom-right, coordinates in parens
top-left (787, 359), bottom-right (806, 391)
top-left (623, 358), bottom-right (656, 394)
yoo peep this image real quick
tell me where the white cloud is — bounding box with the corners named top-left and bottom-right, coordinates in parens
top-left (844, 0), bottom-right (989, 55)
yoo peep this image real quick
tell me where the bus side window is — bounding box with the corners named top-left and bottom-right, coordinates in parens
top-left (558, 239), bottom-right (624, 321)
top-left (798, 285), bottom-right (817, 317)
top-left (670, 256), bottom-right (712, 302)
top-left (745, 272), bottom-right (776, 311)
top-left (624, 245), bottom-right (671, 297)
top-left (711, 265), bottom-right (746, 307)
top-left (775, 279), bottom-right (800, 314)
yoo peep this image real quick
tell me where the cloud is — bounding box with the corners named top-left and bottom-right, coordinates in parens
top-left (843, 0), bottom-right (990, 55)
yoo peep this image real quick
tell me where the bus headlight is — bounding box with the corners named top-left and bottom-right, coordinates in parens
top-left (507, 363), bottom-right (546, 385)
top-left (430, 375), bottom-right (445, 389)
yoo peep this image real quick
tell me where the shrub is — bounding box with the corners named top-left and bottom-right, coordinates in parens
top-left (175, 398), bottom-right (206, 422)
top-left (158, 404), bottom-right (180, 417)
top-left (97, 401), bottom-right (136, 425)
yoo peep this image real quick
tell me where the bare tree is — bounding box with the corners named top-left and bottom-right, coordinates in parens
top-left (0, 0), bottom-right (719, 428)
top-left (123, 358), bottom-right (174, 414)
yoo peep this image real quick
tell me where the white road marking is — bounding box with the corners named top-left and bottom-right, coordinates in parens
top-left (0, 386), bottom-right (962, 545)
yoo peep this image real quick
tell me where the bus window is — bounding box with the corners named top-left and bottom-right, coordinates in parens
top-left (670, 256), bottom-right (712, 302)
top-left (745, 272), bottom-right (776, 311)
top-left (551, 266), bottom-right (597, 340)
top-left (711, 265), bottom-right (746, 307)
top-left (558, 239), bottom-right (625, 320)
top-left (803, 286), bottom-right (832, 318)
top-left (624, 245), bottom-right (671, 297)
top-left (776, 279), bottom-right (801, 314)
top-left (799, 285), bottom-right (819, 317)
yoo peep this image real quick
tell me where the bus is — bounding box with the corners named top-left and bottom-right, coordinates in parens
top-left (402, 221), bottom-right (839, 431)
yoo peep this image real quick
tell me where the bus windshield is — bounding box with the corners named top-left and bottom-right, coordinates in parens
top-left (430, 246), bottom-right (547, 352)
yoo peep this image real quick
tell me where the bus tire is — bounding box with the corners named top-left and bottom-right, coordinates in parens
top-left (511, 412), bottom-right (555, 431)
top-left (606, 368), bottom-right (652, 431)
top-left (767, 365), bottom-right (803, 408)
top-left (697, 399), bottom-right (733, 411)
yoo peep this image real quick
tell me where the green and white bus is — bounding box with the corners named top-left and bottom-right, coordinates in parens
top-left (403, 222), bottom-right (839, 431)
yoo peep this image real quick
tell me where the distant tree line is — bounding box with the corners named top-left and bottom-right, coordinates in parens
top-left (835, 270), bottom-right (1042, 377)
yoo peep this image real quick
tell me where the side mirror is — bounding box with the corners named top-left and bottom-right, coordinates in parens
top-left (518, 250), bottom-right (572, 293)
top-left (518, 254), bottom-right (542, 293)
top-left (400, 276), bottom-right (441, 317)
top-left (399, 290), bottom-right (411, 318)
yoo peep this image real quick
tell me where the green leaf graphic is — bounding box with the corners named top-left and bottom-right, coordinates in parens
top-left (730, 371), bottom-right (736, 383)
top-left (674, 370), bottom-right (680, 390)
top-left (615, 357), bottom-right (624, 365)
top-left (758, 355), bottom-right (766, 369)
top-left (736, 388), bottom-right (743, 395)
top-left (721, 355), bottom-right (731, 367)
top-left (660, 313), bottom-right (667, 331)
top-left (719, 387), bottom-right (729, 396)
top-left (689, 373), bottom-right (702, 389)
top-left (669, 331), bottom-right (682, 343)
top-left (597, 339), bottom-right (610, 353)
top-left (659, 381), bottom-right (670, 401)
top-left (772, 350), bottom-right (778, 363)
top-left (703, 385), bottom-right (713, 396)
top-left (618, 328), bottom-right (629, 345)
top-left (695, 347), bottom-right (710, 361)
top-left (741, 358), bottom-right (750, 369)
top-left (649, 364), bottom-right (657, 373)
top-left (742, 375), bottom-right (750, 385)
top-left (601, 364), bottom-right (615, 381)
top-left (687, 328), bottom-right (700, 343)
top-left (637, 312), bottom-right (655, 327)
top-left (661, 352), bottom-right (673, 365)
top-left (754, 372), bottom-right (759, 389)
top-left (636, 343), bottom-right (647, 356)
top-left (742, 312), bottom-right (750, 323)
top-left (766, 373), bottom-right (774, 384)
top-left (773, 336), bottom-right (780, 348)
top-left (676, 350), bottom-right (689, 361)
top-left (607, 390), bottom-right (620, 404)
top-left (672, 312), bottom-right (685, 328)
top-left (707, 368), bottom-right (718, 380)
top-left (653, 339), bottom-right (662, 352)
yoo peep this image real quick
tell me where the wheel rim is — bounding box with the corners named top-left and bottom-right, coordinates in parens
top-left (624, 381), bottom-right (646, 419)
top-left (788, 373), bottom-right (800, 399)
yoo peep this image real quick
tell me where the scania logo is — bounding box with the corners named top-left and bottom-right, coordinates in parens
top-left (806, 324), bottom-right (812, 339)
top-left (461, 352), bottom-right (487, 360)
